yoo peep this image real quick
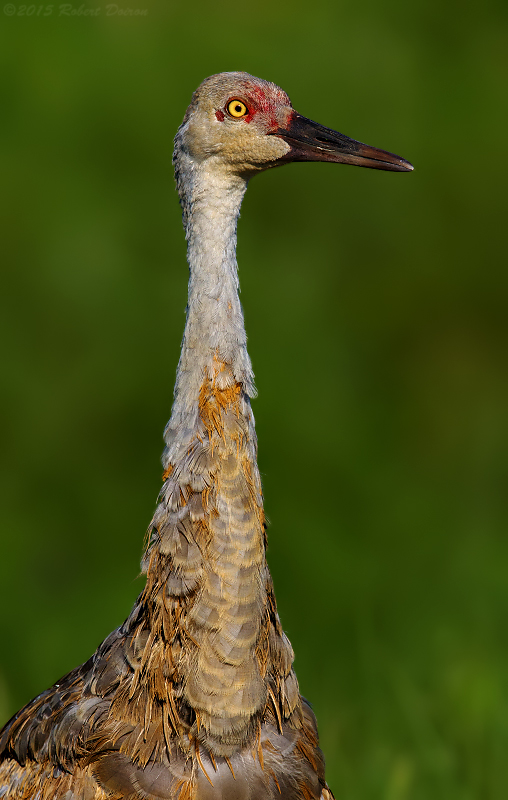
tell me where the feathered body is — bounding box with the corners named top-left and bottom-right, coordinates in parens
top-left (0, 71), bottom-right (412, 799)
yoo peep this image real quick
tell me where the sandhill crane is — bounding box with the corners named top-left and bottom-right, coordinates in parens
top-left (0, 72), bottom-right (412, 799)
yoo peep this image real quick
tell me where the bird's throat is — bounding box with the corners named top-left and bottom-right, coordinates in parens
top-left (170, 160), bottom-right (255, 436)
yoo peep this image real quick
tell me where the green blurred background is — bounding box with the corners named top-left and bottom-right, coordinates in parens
top-left (1, 0), bottom-right (507, 797)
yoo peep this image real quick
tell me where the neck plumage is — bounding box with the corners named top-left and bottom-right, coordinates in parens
top-left (135, 150), bottom-right (298, 757)
top-left (164, 156), bottom-right (255, 458)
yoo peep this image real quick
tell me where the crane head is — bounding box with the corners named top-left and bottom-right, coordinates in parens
top-left (176, 72), bottom-right (413, 176)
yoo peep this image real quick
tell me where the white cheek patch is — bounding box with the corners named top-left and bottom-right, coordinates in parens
top-left (269, 136), bottom-right (291, 159)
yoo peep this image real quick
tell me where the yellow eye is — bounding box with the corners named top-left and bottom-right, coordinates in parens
top-left (227, 99), bottom-right (248, 118)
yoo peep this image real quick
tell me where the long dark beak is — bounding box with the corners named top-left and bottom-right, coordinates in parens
top-left (273, 113), bottom-right (413, 172)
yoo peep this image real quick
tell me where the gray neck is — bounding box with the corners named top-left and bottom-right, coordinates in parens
top-left (164, 153), bottom-right (255, 467)
top-left (137, 143), bottom-right (299, 756)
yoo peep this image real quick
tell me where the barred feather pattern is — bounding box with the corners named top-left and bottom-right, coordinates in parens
top-left (0, 363), bottom-right (331, 799)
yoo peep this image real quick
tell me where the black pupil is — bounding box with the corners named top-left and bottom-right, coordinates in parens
top-left (235, 105), bottom-right (242, 113)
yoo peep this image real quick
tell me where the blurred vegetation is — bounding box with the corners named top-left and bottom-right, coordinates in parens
top-left (1, 0), bottom-right (507, 797)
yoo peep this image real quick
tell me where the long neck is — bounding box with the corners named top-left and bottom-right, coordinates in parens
top-left (163, 158), bottom-right (255, 469)
top-left (135, 152), bottom-right (297, 758)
